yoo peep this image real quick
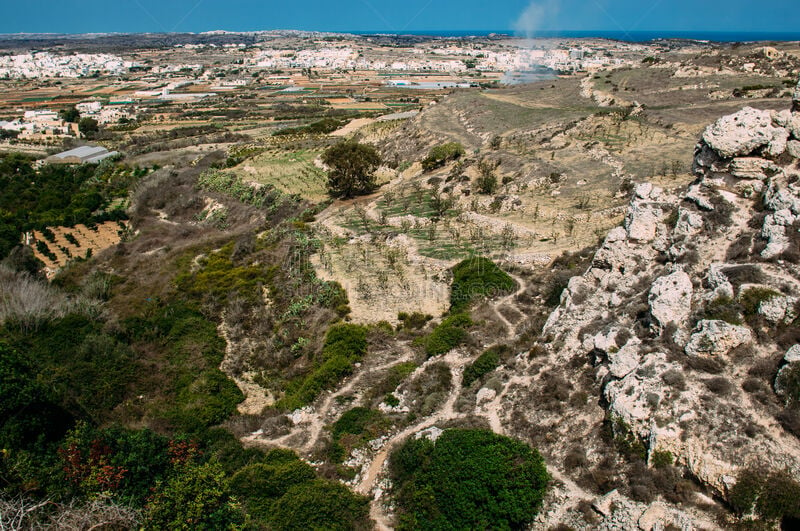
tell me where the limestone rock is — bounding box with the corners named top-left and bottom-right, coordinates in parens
top-left (684, 320), bottom-right (752, 357)
top-left (793, 79), bottom-right (800, 112)
top-left (707, 264), bottom-right (735, 300)
top-left (649, 270), bottom-right (693, 328)
top-left (758, 295), bottom-right (798, 325)
top-left (789, 140), bottom-right (800, 159)
top-left (626, 202), bottom-right (661, 242)
top-left (764, 182), bottom-right (800, 214)
top-left (592, 489), bottom-right (622, 517)
top-left (686, 184), bottom-right (714, 210)
top-left (761, 213), bottom-right (791, 259)
top-left (702, 106), bottom-right (789, 158)
top-left (729, 157), bottom-right (778, 180)
top-left (673, 208), bottom-right (703, 237)
top-left (609, 337), bottom-right (643, 379)
top-left (785, 345), bottom-right (800, 364)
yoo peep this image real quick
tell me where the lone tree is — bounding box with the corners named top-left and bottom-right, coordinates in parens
top-left (78, 117), bottom-right (99, 138)
top-left (322, 141), bottom-right (382, 199)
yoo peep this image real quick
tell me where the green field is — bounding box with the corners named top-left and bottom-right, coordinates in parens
top-left (233, 148), bottom-right (329, 202)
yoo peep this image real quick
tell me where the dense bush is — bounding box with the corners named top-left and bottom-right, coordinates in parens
top-left (322, 141), bottom-right (382, 199)
top-left (0, 154), bottom-right (133, 260)
top-left (422, 142), bottom-right (465, 172)
top-left (462, 344), bottom-right (511, 387)
top-left (729, 468), bottom-right (800, 523)
top-left (268, 479), bottom-right (370, 530)
top-left (198, 169), bottom-right (284, 209)
top-left (390, 429), bottom-right (549, 530)
top-left (423, 312), bottom-right (473, 357)
top-left (450, 257), bottom-right (515, 312)
top-left (277, 323), bottom-right (368, 410)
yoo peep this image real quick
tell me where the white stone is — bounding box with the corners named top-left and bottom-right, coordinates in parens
top-left (606, 226), bottom-right (628, 243)
top-left (609, 338), bottom-right (642, 378)
top-left (626, 202), bottom-right (661, 242)
top-left (476, 387), bottom-right (497, 404)
top-left (702, 106), bottom-right (789, 158)
top-left (635, 182), bottom-right (653, 199)
top-left (684, 320), bottom-right (752, 357)
top-left (785, 345), bottom-right (800, 364)
top-left (761, 214), bottom-right (790, 259)
top-left (788, 140), bottom-right (800, 159)
top-left (415, 426), bottom-right (443, 442)
top-left (649, 270), bottom-right (693, 328)
top-left (758, 295), bottom-right (797, 325)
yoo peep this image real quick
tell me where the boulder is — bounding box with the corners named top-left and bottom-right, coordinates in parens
top-left (793, 79), bottom-right (800, 113)
top-left (788, 140), bottom-right (800, 159)
top-left (761, 214), bottom-right (790, 259)
top-left (706, 264), bottom-right (735, 300)
top-left (609, 338), bottom-right (643, 379)
top-left (785, 345), bottom-right (800, 364)
top-left (702, 107), bottom-right (789, 158)
top-left (758, 295), bottom-right (797, 325)
top-left (648, 270), bottom-right (693, 328)
top-left (626, 202), bottom-right (661, 242)
top-left (684, 320), bottom-right (752, 357)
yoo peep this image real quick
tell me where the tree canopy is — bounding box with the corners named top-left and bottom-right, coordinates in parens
top-left (322, 141), bottom-right (382, 199)
top-left (390, 428), bottom-right (550, 530)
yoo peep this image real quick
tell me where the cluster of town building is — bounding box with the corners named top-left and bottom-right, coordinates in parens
top-left (0, 104), bottom-right (132, 140)
top-left (249, 42), bottom-right (632, 74)
top-left (0, 52), bottom-right (139, 79)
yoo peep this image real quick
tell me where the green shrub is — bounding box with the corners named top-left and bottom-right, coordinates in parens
top-left (450, 257), bottom-right (515, 312)
top-left (398, 311), bottom-right (433, 330)
top-left (462, 345), bottom-right (511, 387)
top-left (329, 407), bottom-right (388, 463)
top-left (701, 296), bottom-right (744, 325)
top-left (729, 468), bottom-right (800, 522)
top-left (277, 324), bottom-right (368, 410)
top-left (389, 429), bottom-right (549, 530)
top-left (268, 479), bottom-right (370, 530)
top-left (422, 142), bottom-right (465, 171)
top-left (145, 462), bottom-right (245, 530)
top-left (650, 450), bottom-right (674, 469)
top-left (423, 312), bottom-right (472, 357)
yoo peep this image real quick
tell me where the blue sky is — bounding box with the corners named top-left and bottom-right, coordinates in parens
top-left (0, 0), bottom-right (798, 35)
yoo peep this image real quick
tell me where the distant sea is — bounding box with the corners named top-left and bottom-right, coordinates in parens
top-left (352, 30), bottom-right (800, 43)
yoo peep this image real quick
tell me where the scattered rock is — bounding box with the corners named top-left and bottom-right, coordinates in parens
top-left (788, 140), bottom-right (800, 159)
top-left (649, 270), bottom-right (693, 328)
top-left (684, 320), bottom-right (752, 357)
top-left (673, 208), bottom-right (703, 237)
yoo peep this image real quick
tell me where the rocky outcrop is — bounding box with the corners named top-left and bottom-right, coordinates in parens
top-left (523, 79), bottom-right (800, 528)
top-left (701, 106), bottom-right (789, 158)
